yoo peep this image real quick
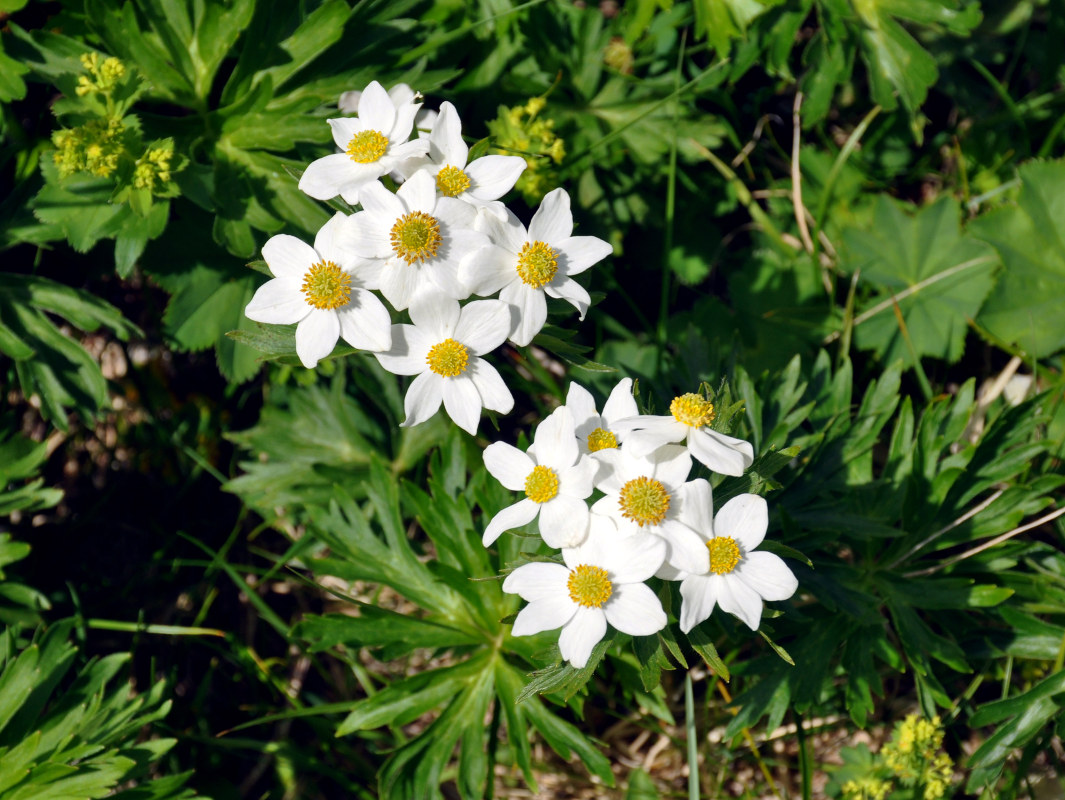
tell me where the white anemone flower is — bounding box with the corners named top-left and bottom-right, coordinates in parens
top-left (675, 493), bottom-right (798, 633)
top-left (374, 294), bottom-right (513, 435)
top-left (400, 101), bottom-right (526, 220)
top-left (299, 80), bottom-right (429, 204)
top-left (503, 514), bottom-right (667, 668)
top-left (338, 83), bottom-right (436, 134)
top-left (614, 392), bottom-right (754, 477)
top-left (459, 189), bottom-right (612, 346)
top-left (244, 213), bottom-right (391, 369)
top-left (592, 444), bottom-right (710, 575)
top-left (339, 171), bottom-right (488, 311)
top-left (564, 378), bottom-right (639, 457)
top-left (482, 406), bottom-right (598, 548)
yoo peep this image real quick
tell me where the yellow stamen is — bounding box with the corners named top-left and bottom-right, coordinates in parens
top-left (707, 537), bottom-right (741, 575)
top-left (301, 261), bottom-right (352, 310)
top-left (436, 165), bottom-right (471, 197)
top-left (670, 393), bottom-right (715, 428)
top-left (390, 211), bottom-right (442, 265)
top-left (524, 465), bottom-right (559, 503)
top-left (567, 564), bottom-right (612, 608)
top-left (618, 477), bottom-right (670, 527)
top-left (425, 338), bottom-right (469, 377)
top-left (586, 427), bottom-right (617, 452)
top-left (346, 129), bottom-right (388, 163)
top-left (515, 240), bottom-right (558, 288)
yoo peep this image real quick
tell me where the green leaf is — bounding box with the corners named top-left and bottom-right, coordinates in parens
top-left (842, 196), bottom-right (998, 367)
top-left (0, 35), bottom-right (28, 102)
top-left (970, 159), bottom-right (1065, 358)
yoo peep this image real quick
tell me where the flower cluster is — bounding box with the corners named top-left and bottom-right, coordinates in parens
top-left (246, 81), bottom-right (612, 435)
top-left (841, 714), bottom-right (954, 800)
top-left (489, 379), bottom-right (799, 667)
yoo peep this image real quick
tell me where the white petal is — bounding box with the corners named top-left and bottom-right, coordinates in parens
top-left (716, 494), bottom-right (768, 551)
top-left (483, 442), bottom-right (535, 490)
top-left (689, 428), bottom-right (755, 477)
top-left (336, 289), bottom-right (392, 352)
top-left (672, 479), bottom-right (714, 538)
top-left (295, 310), bottom-right (340, 368)
top-left (512, 594), bottom-right (578, 636)
top-left (679, 575), bottom-right (717, 633)
top-left (298, 153), bottom-right (373, 200)
top-left (543, 277), bottom-right (591, 320)
top-left (715, 575), bottom-right (764, 630)
top-left (502, 561), bottom-right (570, 600)
top-left (477, 206), bottom-right (527, 253)
top-left (433, 197), bottom-right (478, 230)
top-left (429, 101), bottom-right (468, 166)
top-left (558, 607), bottom-right (607, 668)
top-left (327, 116), bottom-right (363, 149)
top-left (533, 407), bottom-right (578, 470)
top-left (556, 236), bottom-right (612, 277)
top-left (374, 324), bottom-right (432, 375)
top-left (396, 169), bottom-right (437, 215)
top-left (735, 550), bottom-right (798, 602)
top-left (389, 100), bottom-right (421, 143)
top-left (262, 234), bottom-right (318, 280)
top-left (651, 444), bottom-right (693, 490)
top-left (401, 371), bottom-right (442, 427)
top-left (357, 180), bottom-right (406, 227)
top-left (605, 584), bottom-right (666, 636)
top-left (378, 259), bottom-right (425, 311)
top-left (557, 456), bottom-right (597, 501)
top-left (483, 497), bottom-right (540, 546)
top-left (566, 382), bottom-right (600, 434)
top-left (465, 155), bottom-right (525, 200)
top-left (592, 449), bottom-right (628, 494)
top-left (500, 281), bottom-right (547, 347)
top-left (622, 419), bottom-right (686, 457)
top-left (539, 495), bottom-right (590, 548)
top-left (468, 359), bottom-right (513, 415)
top-left (459, 244), bottom-right (516, 297)
top-left (601, 378), bottom-right (637, 427)
top-left (658, 519), bottom-right (710, 574)
top-left (454, 299), bottom-right (510, 355)
top-left (409, 293), bottom-right (460, 340)
top-left (600, 534), bottom-right (667, 584)
top-left (528, 187), bottom-right (572, 245)
top-left (245, 278), bottom-right (307, 324)
top-left (313, 213), bottom-right (357, 269)
top-left (441, 375), bottom-right (483, 435)
top-left (345, 215), bottom-right (394, 262)
top-left (357, 80), bottom-right (396, 134)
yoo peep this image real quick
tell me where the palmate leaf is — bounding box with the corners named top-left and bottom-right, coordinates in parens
top-left (842, 196), bottom-right (998, 368)
top-left (970, 159), bottom-right (1065, 359)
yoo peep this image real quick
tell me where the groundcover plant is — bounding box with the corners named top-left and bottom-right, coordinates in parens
top-left (2, 0), bottom-right (1065, 798)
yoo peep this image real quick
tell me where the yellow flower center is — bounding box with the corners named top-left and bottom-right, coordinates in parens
top-left (436, 165), bottom-right (471, 197)
top-left (617, 477), bottom-right (670, 527)
top-left (425, 338), bottom-right (469, 377)
top-left (301, 261), bottom-right (352, 310)
top-left (524, 465), bottom-right (559, 503)
top-left (515, 240), bottom-right (558, 288)
top-left (346, 129), bottom-right (388, 163)
top-left (586, 427), bottom-right (617, 452)
top-left (670, 393), bottom-right (715, 428)
top-left (390, 211), bottom-right (442, 265)
top-left (567, 564), bottom-right (612, 608)
top-left (707, 537), bottom-right (741, 575)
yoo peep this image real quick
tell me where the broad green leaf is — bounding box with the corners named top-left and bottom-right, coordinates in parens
top-left (0, 36), bottom-right (28, 102)
top-left (970, 160), bottom-right (1065, 358)
top-left (842, 196), bottom-right (998, 367)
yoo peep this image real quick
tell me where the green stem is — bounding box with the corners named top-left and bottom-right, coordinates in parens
top-left (685, 670), bottom-right (700, 800)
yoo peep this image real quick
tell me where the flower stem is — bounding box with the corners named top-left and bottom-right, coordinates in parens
top-left (685, 670), bottom-right (700, 800)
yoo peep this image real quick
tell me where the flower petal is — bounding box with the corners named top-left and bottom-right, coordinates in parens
top-left (605, 583), bottom-right (666, 636)
top-left (558, 456), bottom-right (597, 501)
top-left (512, 595), bottom-right (577, 636)
top-left (657, 519), bottom-right (710, 574)
top-left (556, 235), bottom-right (612, 277)
top-left (543, 277), bottom-right (591, 320)
top-left (262, 234), bottom-right (318, 280)
top-left (502, 561), bottom-right (570, 600)
top-left (528, 187), bottom-right (572, 245)
top-left (600, 534), bottom-right (668, 584)
top-left (483, 497), bottom-right (540, 546)
top-left (533, 406), bottom-right (578, 470)
top-left (672, 478), bottom-right (714, 539)
top-left (735, 550), bottom-right (798, 602)
top-left (401, 371), bottom-right (442, 427)
top-left (651, 444), bottom-right (693, 490)
top-left (601, 378), bottom-right (638, 427)
top-left (622, 419), bottom-right (686, 458)
top-left (357, 80), bottom-right (396, 134)
top-left (357, 180), bottom-right (406, 226)
top-left (295, 310), bottom-right (340, 368)
top-left (459, 244), bottom-right (516, 297)
top-left (558, 607), bottom-right (607, 668)
top-left (689, 428), bottom-right (755, 477)
top-left (374, 324), bottom-right (433, 375)
top-left (468, 359), bottom-right (513, 415)
top-left (500, 281), bottom-right (547, 347)
top-left (566, 382), bottom-right (600, 435)
top-left (245, 278), bottom-right (308, 324)
top-left (716, 493), bottom-right (768, 551)
top-left (465, 155), bottom-right (526, 200)
top-left (539, 494), bottom-right (590, 548)
top-left (429, 101), bottom-right (468, 166)
top-left (378, 260), bottom-right (425, 311)
top-left (454, 299), bottom-right (510, 355)
top-left (679, 575), bottom-right (717, 633)
top-left (396, 169), bottom-right (437, 215)
top-left (336, 289), bottom-right (392, 352)
top-left (715, 574), bottom-right (764, 630)
top-left (441, 375), bottom-right (482, 435)
top-left (299, 154), bottom-right (375, 200)
top-left (483, 442), bottom-right (535, 490)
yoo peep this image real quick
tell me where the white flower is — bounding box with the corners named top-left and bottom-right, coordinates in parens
top-left (459, 189), bottom-right (612, 346)
top-left (674, 493), bottom-right (798, 633)
top-left (244, 213), bottom-right (391, 369)
top-left (339, 171), bottom-right (488, 311)
top-left (564, 378), bottom-right (639, 457)
top-left (502, 515), bottom-right (667, 668)
top-left (482, 406), bottom-right (598, 548)
top-left (401, 101), bottom-right (526, 220)
top-left (374, 294), bottom-right (513, 435)
top-left (338, 83), bottom-right (436, 134)
top-left (615, 392), bottom-right (754, 477)
top-left (299, 80), bottom-right (429, 204)
top-left (592, 444), bottom-right (710, 575)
